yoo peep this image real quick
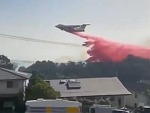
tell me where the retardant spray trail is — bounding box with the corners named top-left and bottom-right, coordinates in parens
top-left (72, 32), bottom-right (150, 62)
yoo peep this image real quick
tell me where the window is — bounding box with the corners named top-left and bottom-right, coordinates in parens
top-left (90, 108), bottom-right (95, 113)
top-left (118, 98), bottom-right (121, 107)
top-left (135, 93), bottom-right (138, 98)
top-left (134, 103), bottom-right (137, 108)
top-left (110, 96), bottom-right (115, 101)
top-left (7, 81), bottom-right (13, 88)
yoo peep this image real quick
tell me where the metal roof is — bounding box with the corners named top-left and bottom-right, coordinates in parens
top-left (0, 68), bottom-right (31, 80)
top-left (46, 77), bottom-right (131, 97)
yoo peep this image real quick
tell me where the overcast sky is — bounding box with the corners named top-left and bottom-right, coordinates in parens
top-left (0, 0), bottom-right (150, 63)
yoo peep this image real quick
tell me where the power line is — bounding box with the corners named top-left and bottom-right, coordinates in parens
top-left (0, 34), bottom-right (82, 47)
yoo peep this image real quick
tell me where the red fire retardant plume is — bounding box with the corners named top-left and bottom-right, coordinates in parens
top-left (73, 32), bottom-right (150, 62)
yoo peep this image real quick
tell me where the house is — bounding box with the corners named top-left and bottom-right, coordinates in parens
top-left (125, 82), bottom-right (150, 109)
top-left (45, 77), bottom-right (131, 108)
top-left (0, 68), bottom-right (31, 109)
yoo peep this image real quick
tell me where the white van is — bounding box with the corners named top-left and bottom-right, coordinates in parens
top-left (25, 98), bottom-right (82, 113)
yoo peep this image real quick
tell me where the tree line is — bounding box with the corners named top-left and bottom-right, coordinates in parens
top-left (1, 54), bottom-right (150, 84)
top-left (18, 55), bottom-right (150, 84)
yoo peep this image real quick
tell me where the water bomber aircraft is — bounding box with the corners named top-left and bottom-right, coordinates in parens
top-left (55, 24), bottom-right (150, 62)
top-left (55, 24), bottom-right (90, 32)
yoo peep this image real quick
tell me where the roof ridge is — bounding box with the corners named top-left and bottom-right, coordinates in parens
top-left (48, 76), bottom-right (117, 80)
top-left (0, 68), bottom-right (30, 79)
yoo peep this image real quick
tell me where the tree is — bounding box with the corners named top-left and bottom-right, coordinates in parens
top-left (26, 72), bottom-right (60, 100)
top-left (0, 55), bottom-right (13, 69)
top-left (18, 66), bottom-right (27, 72)
top-left (26, 60), bottom-right (58, 79)
top-left (24, 55), bottom-right (150, 83)
top-left (117, 55), bottom-right (150, 83)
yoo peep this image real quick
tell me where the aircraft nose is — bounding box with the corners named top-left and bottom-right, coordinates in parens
top-left (55, 25), bottom-right (59, 28)
top-left (55, 24), bottom-right (64, 30)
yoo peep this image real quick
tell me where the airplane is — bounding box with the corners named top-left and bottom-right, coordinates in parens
top-left (55, 24), bottom-right (90, 32)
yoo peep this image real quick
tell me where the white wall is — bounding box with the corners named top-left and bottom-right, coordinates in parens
top-left (125, 91), bottom-right (149, 108)
top-left (111, 96), bottom-right (125, 108)
top-left (125, 92), bottom-right (138, 108)
top-left (0, 80), bottom-right (24, 94)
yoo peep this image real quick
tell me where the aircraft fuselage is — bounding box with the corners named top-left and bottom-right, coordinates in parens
top-left (55, 24), bottom-right (89, 32)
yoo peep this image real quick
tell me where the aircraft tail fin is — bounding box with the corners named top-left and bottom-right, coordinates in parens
top-left (81, 24), bottom-right (90, 29)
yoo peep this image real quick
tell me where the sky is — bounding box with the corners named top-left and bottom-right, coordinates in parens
top-left (0, 0), bottom-right (150, 65)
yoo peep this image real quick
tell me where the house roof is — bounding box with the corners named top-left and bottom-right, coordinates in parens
top-left (46, 77), bottom-right (131, 97)
top-left (0, 68), bottom-right (31, 80)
